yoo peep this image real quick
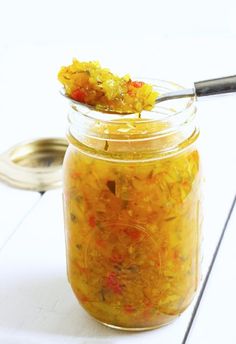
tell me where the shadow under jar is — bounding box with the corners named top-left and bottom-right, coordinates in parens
top-left (63, 80), bottom-right (202, 331)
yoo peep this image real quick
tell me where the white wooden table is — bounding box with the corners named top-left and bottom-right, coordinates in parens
top-left (0, 41), bottom-right (236, 344)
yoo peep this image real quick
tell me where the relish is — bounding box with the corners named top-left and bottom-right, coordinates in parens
top-left (63, 114), bottom-right (201, 329)
top-left (58, 59), bottom-right (158, 113)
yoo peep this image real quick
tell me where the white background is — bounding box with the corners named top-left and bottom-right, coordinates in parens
top-left (0, 1), bottom-right (236, 343)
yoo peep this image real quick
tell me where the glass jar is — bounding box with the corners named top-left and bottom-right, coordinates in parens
top-left (63, 80), bottom-right (202, 331)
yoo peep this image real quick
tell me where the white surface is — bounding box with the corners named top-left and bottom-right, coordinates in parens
top-left (198, 96), bottom-right (236, 275)
top-left (0, 183), bottom-right (40, 249)
top-left (187, 201), bottom-right (236, 344)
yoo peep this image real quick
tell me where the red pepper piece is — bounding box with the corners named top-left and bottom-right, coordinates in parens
top-left (96, 238), bottom-right (106, 247)
top-left (88, 216), bottom-right (96, 227)
top-left (71, 88), bottom-right (87, 102)
top-left (130, 81), bottom-right (144, 88)
top-left (125, 228), bottom-right (142, 241)
top-left (70, 171), bottom-right (80, 179)
top-left (110, 253), bottom-right (124, 264)
top-left (105, 272), bottom-right (122, 294)
top-left (124, 304), bottom-right (135, 313)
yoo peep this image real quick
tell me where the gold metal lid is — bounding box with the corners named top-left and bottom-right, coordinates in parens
top-left (0, 137), bottom-right (68, 191)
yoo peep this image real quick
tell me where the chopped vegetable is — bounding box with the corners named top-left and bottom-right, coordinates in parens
top-left (106, 180), bottom-right (116, 195)
top-left (104, 140), bottom-right (109, 151)
top-left (58, 59), bottom-right (158, 113)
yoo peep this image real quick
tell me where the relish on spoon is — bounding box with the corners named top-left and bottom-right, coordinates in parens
top-left (58, 59), bottom-right (158, 114)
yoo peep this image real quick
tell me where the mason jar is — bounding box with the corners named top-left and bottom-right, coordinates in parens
top-left (63, 80), bottom-right (202, 331)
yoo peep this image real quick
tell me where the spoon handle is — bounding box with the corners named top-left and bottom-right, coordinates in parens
top-left (194, 75), bottom-right (236, 97)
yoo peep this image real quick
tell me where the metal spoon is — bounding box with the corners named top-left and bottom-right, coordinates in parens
top-left (156, 75), bottom-right (236, 104)
top-left (60, 75), bottom-right (236, 113)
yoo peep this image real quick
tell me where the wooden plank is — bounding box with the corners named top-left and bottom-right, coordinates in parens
top-left (185, 199), bottom-right (236, 344)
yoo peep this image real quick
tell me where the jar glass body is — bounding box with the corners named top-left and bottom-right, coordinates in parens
top-left (63, 80), bottom-right (202, 330)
